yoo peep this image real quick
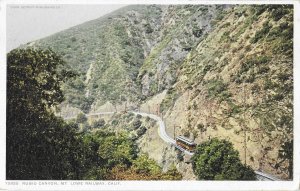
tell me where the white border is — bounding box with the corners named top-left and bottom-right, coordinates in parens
top-left (0, 0), bottom-right (299, 190)
top-left (0, 0), bottom-right (7, 190)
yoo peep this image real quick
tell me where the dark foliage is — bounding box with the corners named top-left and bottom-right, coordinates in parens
top-left (91, 118), bottom-right (106, 128)
top-left (278, 139), bottom-right (293, 179)
top-left (191, 138), bottom-right (256, 180)
top-left (6, 48), bottom-right (83, 179)
top-left (250, 21), bottom-right (272, 43)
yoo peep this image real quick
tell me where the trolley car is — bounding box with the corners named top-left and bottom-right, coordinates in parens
top-left (175, 135), bottom-right (196, 152)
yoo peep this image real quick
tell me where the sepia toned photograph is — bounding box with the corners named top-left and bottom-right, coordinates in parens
top-left (1, 0), bottom-right (299, 190)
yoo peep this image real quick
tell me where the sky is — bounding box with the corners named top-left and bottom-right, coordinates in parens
top-left (6, 4), bottom-right (126, 51)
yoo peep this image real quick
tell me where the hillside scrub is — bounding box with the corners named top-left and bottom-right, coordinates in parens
top-left (169, 4), bottom-right (293, 179)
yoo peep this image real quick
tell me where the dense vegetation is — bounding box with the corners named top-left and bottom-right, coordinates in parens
top-left (7, 48), bottom-right (80, 179)
top-left (81, 130), bottom-right (182, 180)
top-left (191, 138), bottom-right (256, 180)
top-left (6, 48), bottom-right (182, 180)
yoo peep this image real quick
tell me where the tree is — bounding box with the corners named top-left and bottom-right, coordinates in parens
top-left (80, 97), bottom-right (94, 113)
top-left (132, 119), bottom-right (142, 130)
top-left (136, 126), bottom-right (147, 137)
top-left (91, 118), bottom-right (106, 128)
top-left (95, 131), bottom-right (138, 169)
top-left (191, 138), bottom-right (256, 180)
top-left (132, 154), bottom-right (161, 175)
top-left (6, 48), bottom-right (83, 180)
top-left (76, 112), bottom-right (87, 124)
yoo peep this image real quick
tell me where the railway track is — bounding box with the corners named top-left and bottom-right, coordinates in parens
top-left (130, 112), bottom-right (281, 181)
top-left (64, 110), bottom-right (280, 181)
top-left (255, 171), bottom-right (281, 181)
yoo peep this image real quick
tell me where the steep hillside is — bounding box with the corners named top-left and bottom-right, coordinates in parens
top-left (26, 4), bottom-right (293, 180)
top-left (33, 5), bottom-right (163, 112)
top-left (32, 5), bottom-right (228, 113)
top-left (161, 5), bottom-right (293, 179)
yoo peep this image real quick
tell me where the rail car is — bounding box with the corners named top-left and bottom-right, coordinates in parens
top-left (175, 135), bottom-right (196, 152)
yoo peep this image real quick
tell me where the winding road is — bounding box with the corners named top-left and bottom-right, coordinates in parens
top-left (64, 110), bottom-right (280, 180)
top-left (63, 111), bottom-right (115, 120)
top-left (131, 111), bottom-right (281, 180)
top-left (131, 111), bottom-right (194, 156)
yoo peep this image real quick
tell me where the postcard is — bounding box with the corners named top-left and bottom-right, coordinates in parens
top-left (0, 0), bottom-right (299, 190)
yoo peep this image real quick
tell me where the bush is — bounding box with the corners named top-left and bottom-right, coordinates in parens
top-left (222, 22), bottom-right (231, 28)
top-left (132, 119), bottom-right (142, 130)
top-left (191, 138), bottom-right (256, 180)
top-left (250, 21), bottom-right (272, 43)
top-left (192, 27), bottom-right (203, 38)
top-left (227, 102), bottom-right (241, 116)
top-left (111, 119), bottom-right (119, 126)
top-left (251, 84), bottom-right (261, 93)
top-left (183, 131), bottom-right (190, 137)
top-left (245, 73), bottom-right (255, 83)
top-left (192, 101), bottom-right (198, 110)
top-left (78, 96), bottom-right (95, 114)
top-left (277, 72), bottom-right (291, 82)
top-left (160, 87), bottom-right (179, 113)
top-left (144, 23), bottom-right (153, 34)
top-left (281, 24), bottom-right (293, 41)
top-left (197, 123), bottom-right (205, 132)
top-left (245, 45), bottom-right (251, 52)
top-left (269, 5), bottom-right (289, 21)
top-left (206, 79), bottom-right (231, 102)
top-left (136, 126), bottom-right (147, 137)
top-left (273, 93), bottom-right (284, 101)
top-left (71, 37), bottom-right (77, 42)
top-left (145, 116), bottom-right (150, 122)
top-left (76, 113), bottom-right (87, 124)
top-left (220, 31), bottom-right (231, 42)
top-left (253, 5), bottom-right (268, 16)
top-left (263, 79), bottom-right (276, 90)
top-left (268, 22), bottom-right (292, 40)
top-left (92, 118), bottom-right (105, 128)
top-left (240, 56), bottom-right (271, 74)
top-left (257, 65), bottom-right (270, 74)
top-left (132, 154), bottom-right (161, 175)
